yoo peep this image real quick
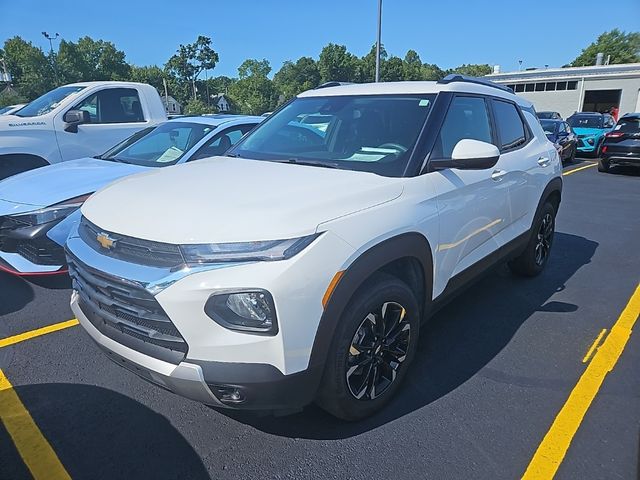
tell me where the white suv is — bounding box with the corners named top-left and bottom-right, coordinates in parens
top-left (66, 76), bottom-right (562, 420)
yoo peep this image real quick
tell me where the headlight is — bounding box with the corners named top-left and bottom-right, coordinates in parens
top-left (179, 233), bottom-right (320, 265)
top-left (204, 290), bottom-right (277, 334)
top-left (9, 194), bottom-right (91, 226)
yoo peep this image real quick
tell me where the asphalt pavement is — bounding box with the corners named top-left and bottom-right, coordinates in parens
top-left (0, 160), bottom-right (638, 480)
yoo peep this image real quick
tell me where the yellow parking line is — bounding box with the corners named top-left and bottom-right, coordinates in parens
top-left (0, 319), bottom-right (79, 349)
top-left (522, 284), bottom-right (640, 479)
top-left (562, 163), bottom-right (597, 176)
top-left (0, 368), bottom-right (71, 479)
top-left (581, 328), bottom-right (607, 364)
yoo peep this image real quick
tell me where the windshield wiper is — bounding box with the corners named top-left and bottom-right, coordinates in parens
top-left (225, 152), bottom-right (242, 158)
top-left (285, 158), bottom-right (339, 169)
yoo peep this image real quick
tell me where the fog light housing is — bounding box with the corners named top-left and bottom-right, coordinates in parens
top-left (204, 290), bottom-right (278, 335)
top-left (209, 384), bottom-right (246, 404)
top-left (587, 138), bottom-right (595, 145)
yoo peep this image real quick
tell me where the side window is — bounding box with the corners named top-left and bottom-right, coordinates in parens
top-left (493, 100), bottom-right (527, 151)
top-left (73, 88), bottom-right (145, 124)
top-left (189, 124), bottom-right (255, 161)
top-left (432, 96), bottom-right (492, 159)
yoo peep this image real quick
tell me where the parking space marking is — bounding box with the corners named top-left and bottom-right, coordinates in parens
top-left (0, 319), bottom-right (79, 349)
top-left (581, 328), bottom-right (607, 364)
top-left (0, 368), bottom-right (71, 480)
top-left (522, 284), bottom-right (640, 479)
top-left (562, 163), bottom-right (597, 176)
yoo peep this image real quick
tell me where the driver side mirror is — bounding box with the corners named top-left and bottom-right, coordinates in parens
top-left (430, 139), bottom-right (500, 170)
top-left (63, 109), bottom-right (90, 133)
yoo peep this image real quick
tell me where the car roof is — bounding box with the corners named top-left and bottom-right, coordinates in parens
top-left (571, 112), bottom-right (602, 116)
top-left (297, 80), bottom-right (533, 108)
top-left (539, 118), bottom-right (563, 123)
top-left (165, 114), bottom-right (263, 127)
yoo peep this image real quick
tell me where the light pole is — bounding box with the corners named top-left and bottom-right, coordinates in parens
top-left (375, 0), bottom-right (382, 82)
top-left (42, 32), bottom-right (59, 54)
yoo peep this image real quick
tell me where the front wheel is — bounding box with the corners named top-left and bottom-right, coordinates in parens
top-left (509, 202), bottom-right (555, 277)
top-left (316, 273), bottom-right (420, 421)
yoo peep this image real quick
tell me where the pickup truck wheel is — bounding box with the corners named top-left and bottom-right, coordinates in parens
top-left (0, 155), bottom-right (48, 180)
top-left (509, 202), bottom-right (555, 277)
top-left (316, 273), bottom-right (419, 421)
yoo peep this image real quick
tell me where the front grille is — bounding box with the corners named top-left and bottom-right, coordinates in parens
top-left (78, 216), bottom-right (184, 268)
top-left (16, 237), bottom-right (67, 266)
top-left (68, 252), bottom-right (188, 364)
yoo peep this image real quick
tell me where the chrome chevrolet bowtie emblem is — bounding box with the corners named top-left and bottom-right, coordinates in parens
top-left (96, 232), bottom-right (116, 249)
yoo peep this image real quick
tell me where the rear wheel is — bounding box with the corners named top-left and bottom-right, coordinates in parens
top-left (316, 273), bottom-right (420, 421)
top-left (509, 202), bottom-right (555, 277)
top-left (597, 158), bottom-right (610, 172)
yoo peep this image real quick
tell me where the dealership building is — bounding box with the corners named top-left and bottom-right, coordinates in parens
top-left (486, 63), bottom-right (640, 119)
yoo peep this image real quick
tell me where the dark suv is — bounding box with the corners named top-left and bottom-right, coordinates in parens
top-left (599, 113), bottom-right (640, 172)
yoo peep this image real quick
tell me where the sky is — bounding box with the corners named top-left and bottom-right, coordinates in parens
top-left (3, 0), bottom-right (640, 78)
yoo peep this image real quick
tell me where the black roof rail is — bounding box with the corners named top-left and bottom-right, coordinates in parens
top-left (437, 74), bottom-right (513, 94)
top-left (315, 81), bottom-right (353, 89)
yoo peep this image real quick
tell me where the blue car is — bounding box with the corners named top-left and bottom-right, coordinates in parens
top-left (0, 115), bottom-right (262, 276)
top-left (567, 112), bottom-right (616, 156)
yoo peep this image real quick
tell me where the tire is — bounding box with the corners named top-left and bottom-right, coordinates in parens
top-left (509, 202), bottom-right (556, 277)
top-left (597, 158), bottom-right (610, 172)
top-left (568, 145), bottom-right (576, 164)
top-left (316, 272), bottom-right (420, 421)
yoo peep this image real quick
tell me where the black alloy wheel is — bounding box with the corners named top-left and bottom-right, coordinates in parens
top-left (534, 212), bottom-right (554, 267)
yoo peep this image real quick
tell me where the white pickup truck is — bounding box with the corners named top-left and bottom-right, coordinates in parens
top-left (0, 81), bottom-right (167, 178)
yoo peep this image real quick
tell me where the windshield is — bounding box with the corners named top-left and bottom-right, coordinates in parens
top-left (231, 94), bottom-right (436, 176)
top-left (109, 122), bottom-right (215, 166)
top-left (540, 120), bottom-right (557, 135)
top-left (568, 115), bottom-right (602, 129)
top-left (97, 127), bottom-right (156, 160)
top-left (14, 86), bottom-right (85, 117)
top-left (615, 117), bottom-right (640, 133)
top-left (537, 112), bottom-right (557, 119)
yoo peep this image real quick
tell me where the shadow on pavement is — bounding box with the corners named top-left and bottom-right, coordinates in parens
top-left (606, 165), bottom-right (640, 177)
top-left (26, 273), bottom-right (72, 290)
top-left (0, 272), bottom-right (34, 316)
top-left (224, 232), bottom-right (598, 439)
top-left (3, 383), bottom-right (210, 480)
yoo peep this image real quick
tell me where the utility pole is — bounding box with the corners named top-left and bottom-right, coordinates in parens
top-left (375, 0), bottom-right (383, 82)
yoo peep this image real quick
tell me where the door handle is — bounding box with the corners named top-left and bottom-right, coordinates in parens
top-left (491, 169), bottom-right (507, 181)
top-left (537, 157), bottom-right (551, 167)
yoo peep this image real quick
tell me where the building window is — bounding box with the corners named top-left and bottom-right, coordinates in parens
top-left (515, 84), bottom-right (525, 93)
top-left (556, 81), bottom-right (567, 91)
top-left (568, 81), bottom-right (578, 90)
top-left (535, 83), bottom-right (545, 92)
top-left (545, 82), bottom-right (556, 91)
top-left (525, 83), bottom-right (535, 92)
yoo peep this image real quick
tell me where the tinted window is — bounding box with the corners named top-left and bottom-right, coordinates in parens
top-left (493, 100), bottom-right (526, 150)
top-left (190, 124), bottom-right (256, 161)
top-left (233, 94), bottom-right (436, 177)
top-left (74, 88), bottom-right (145, 124)
top-left (540, 120), bottom-right (557, 135)
top-left (567, 115), bottom-right (602, 129)
top-left (615, 117), bottom-right (640, 132)
top-left (432, 96), bottom-right (492, 159)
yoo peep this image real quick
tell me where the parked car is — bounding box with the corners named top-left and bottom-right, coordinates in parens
top-left (0, 115), bottom-right (261, 276)
top-left (537, 111), bottom-right (562, 120)
top-left (567, 112), bottom-right (615, 157)
top-left (598, 112), bottom-right (640, 172)
top-left (0, 104), bottom-right (26, 115)
top-left (0, 81), bottom-right (167, 179)
top-left (540, 119), bottom-right (577, 163)
top-left (66, 76), bottom-right (562, 420)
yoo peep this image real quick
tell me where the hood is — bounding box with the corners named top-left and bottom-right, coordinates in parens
top-left (82, 156), bottom-right (404, 244)
top-left (572, 127), bottom-right (603, 136)
top-left (0, 158), bottom-right (146, 208)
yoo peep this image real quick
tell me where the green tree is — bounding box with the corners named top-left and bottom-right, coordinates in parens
top-left (382, 56), bottom-right (404, 82)
top-left (450, 63), bottom-right (493, 77)
top-left (57, 37), bottom-right (130, 82)
top-left (184, 98), bottom-right (215, 115)
top-left (130, 65), bottom-right (165, 92)
top-left (318, 43), bottom-right (358, 83)
top-left (571, 29), bottom-right (640, 66)
top-left (1, 36), bottom-right (54, 99)
top-left (273, 57), bottom-right (320, 100)
top-left (0, 88), bottom-right (27, 108)
top-left (165, 36), bottom-right (219, 100)
top-left (356, 44), bottom-right (387, 82)
top-left (421, 63), bottom-right (446, 81)
top-left (402, 50), bottom-right (423, 81)
top-left (228, 59), bottom-right (275, 115)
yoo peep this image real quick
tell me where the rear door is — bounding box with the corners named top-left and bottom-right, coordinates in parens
top-left (428, 94), bottom-right (511, 284)
top-left (54, 87), bottom-right (150, 161)
top-left (491, 100), bottom-right (552, 237)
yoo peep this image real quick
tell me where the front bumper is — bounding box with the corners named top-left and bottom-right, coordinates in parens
top-left (66, 226), bottom-right (354, 410)
top-left (576, 138), bottom-right (597, 153)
